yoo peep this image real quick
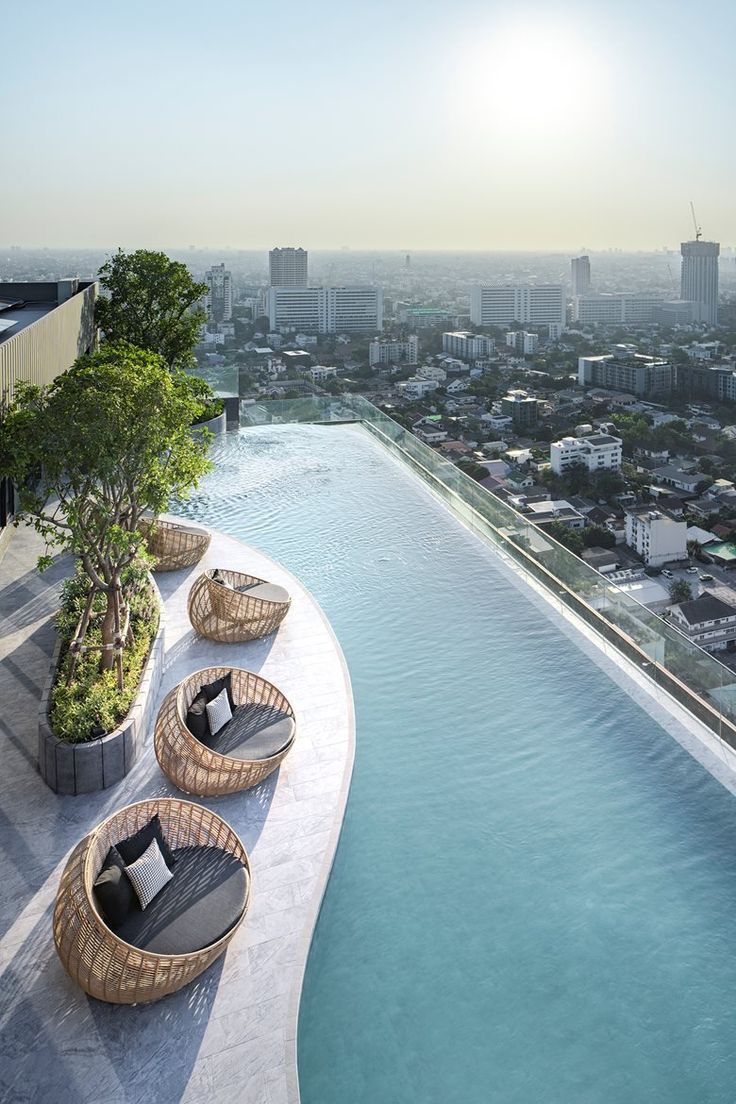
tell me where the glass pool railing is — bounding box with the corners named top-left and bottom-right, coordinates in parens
top-left (240, 395), bottom-right (736, 749)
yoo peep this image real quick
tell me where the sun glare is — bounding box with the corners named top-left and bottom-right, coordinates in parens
top-left (462, 23), bottom-right (605, 145)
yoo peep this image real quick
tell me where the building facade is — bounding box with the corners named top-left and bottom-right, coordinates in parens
top-left (204, 263), bottom-right (232, 323)
top-left (677, 362), bottom-right (736, 403)
top-left (680, 239), bottom-right (719, 324)
top-left (267, 286), bottom-right (383, 334)
top-left (550, 433), bottom-right (623, 475)
top-left (670, 594), bottom-right (736, 652)
top-left (442, 331), bottom-right (495, 360)
top-left (578, 353), bottom-right (674, 398)
top-left (501, 389), bottom-right (539, 428)
top-left (0, 279), bottom-right (98, 540)
top-left (572, 295), bottom-right (665, 325)
top-left (269, 247), bottom-right (308, 288)
top-left (470, 284), bottom-right (565, 337)
top-left (625, 508), bottom-right (687, 567)
top-left (369, 335), bottom-right (419, 366)
top-left (505, 331), bottom-right (539, 355)
top-left (571, 255), bottom-right (591, 297)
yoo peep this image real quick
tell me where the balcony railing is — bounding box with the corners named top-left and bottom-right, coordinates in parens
top-left (240, 394), bottom-right (736, 751)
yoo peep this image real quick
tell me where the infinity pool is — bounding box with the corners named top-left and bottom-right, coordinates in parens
top-left (181, 423), bottom-right (736, 1104)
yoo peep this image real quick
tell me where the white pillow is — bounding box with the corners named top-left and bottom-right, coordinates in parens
top-left (206, 686), bottom-right (233, 736)
top-left (125, 838), bottom-right (173, 910)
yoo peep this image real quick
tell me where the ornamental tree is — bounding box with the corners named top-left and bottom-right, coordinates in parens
top-left (95, 249), bottom-right (208, 369)
top-left (0, 344), bottom-right (211, 680)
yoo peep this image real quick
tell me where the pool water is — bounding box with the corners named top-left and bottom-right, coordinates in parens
top-left (181, 424), bottom-right (736, 1104)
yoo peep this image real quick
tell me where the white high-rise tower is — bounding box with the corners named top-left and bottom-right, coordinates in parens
top-left (571, 255), bottom-right (591, 297)
top-left (681, 239), bottom-right (719, 324)
top-left (204, 263), bottom-right (232, 322)
top-left (269, 247), bottom-right (308, 288)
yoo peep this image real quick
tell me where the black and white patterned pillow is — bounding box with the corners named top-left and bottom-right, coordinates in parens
top-left (205, 686), bottom-right (233, 736)
top-left (125, 838), bottom-right (173, 910)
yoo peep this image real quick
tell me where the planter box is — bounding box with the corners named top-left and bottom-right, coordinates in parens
top-left (191, 410), bottom-right (226, 436)
top-left (37, 579), bottom-right (165, 795)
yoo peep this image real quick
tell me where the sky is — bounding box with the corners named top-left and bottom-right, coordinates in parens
top-left (3, 0), bottom-right (735, 251)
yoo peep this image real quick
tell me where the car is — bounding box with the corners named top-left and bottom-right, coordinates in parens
top-left (662, 569), bottom-right (674, 579)
top-left (700, 573), bottom-right (714, 582)
top-left (687, 566), bottom-right (699, 574)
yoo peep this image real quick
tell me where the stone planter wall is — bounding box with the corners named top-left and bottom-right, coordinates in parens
top-left (37, 579), bottom-right (165, 795)
top-left (191, 409), bottom-right (226, 436)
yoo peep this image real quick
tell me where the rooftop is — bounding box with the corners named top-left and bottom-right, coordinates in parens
top-left (674, 594), bottom-right (736, 626)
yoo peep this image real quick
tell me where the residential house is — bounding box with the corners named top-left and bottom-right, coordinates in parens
top-left (670, 594), bottom-right (736, 652)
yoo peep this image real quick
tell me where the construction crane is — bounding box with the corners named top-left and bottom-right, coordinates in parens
top-left (690, 201), bottom-right (702, 241)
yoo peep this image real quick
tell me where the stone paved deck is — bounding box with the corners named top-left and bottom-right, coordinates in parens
top-left (0, 521), bottom-right (355, 1104)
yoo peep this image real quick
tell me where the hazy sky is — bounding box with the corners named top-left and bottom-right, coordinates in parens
top-left (3, 0), bottom-right (734, 250)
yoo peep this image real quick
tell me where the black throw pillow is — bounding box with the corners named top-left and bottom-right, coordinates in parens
top-left (116, 814), bottom-right (177, 871)
top-left (186, 690), bottom-right (210, 740)
top-left (93, 846), bottom-right (137, 928)
top-left (202, 672), bottom-right (235, 711)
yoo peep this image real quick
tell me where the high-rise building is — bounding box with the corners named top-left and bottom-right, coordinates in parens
top-left (470, 285), bottom-right (565, 338)
top-left (578, 353), bottom-right (674, 397)
top-left (267, 286), bottom-right (383, 333)
top-left (442, 331), bottom-right (495, 359)
top-left (572, 294), bottom-right (665, 325)
top-left (680, 239), bottom-right (719, 324)
top-left (269, 247), bottom-right (308, 288)
top-left (500, 389), bottom-right (539, 428)
top-left (369, 335), bottom-right (419, 366)
top-left (571, 255), bottom-right (591, 297)
top-left (204, 264), bottom-right (232, 323)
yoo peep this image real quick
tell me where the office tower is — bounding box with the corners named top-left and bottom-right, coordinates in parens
top-left (269, 247), bottom-right (308, 288)
top-left (267, 286), bottom-right (383, 333)
top-left (205, 263), bottom-right (232, 322)
top-left (470, 285), bottom-right (565, 338)
top-left (571, 255), bottom-right (591, 297)
top-left (680, 239), bottom-right (719, 324)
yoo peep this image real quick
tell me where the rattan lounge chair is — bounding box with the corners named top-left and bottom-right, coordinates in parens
top-left (154, 666), bottom-right (296, 796)
top-left (188, 568), bottom-right (291, 643)
top-left (53, 798), bottom-right (251, 1004)
top-left (140, 517), bottom-right (212, 572)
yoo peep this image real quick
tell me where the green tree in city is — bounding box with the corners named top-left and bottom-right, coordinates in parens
top-left (669, 579), bottom-right (693, 604)
top-left (0, 344), bottom-right (211, 681)
top-left (95, 249), bottom-right (208, 369)
top-left (545, 521), bottom-right (584, 555)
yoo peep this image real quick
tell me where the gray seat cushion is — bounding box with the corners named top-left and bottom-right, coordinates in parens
top-left (114, 846), bottom-right (248, 955)
top-left (201, 703), bottom-right (295, 761)
top-left (236, 581), bottom-right (289, 604)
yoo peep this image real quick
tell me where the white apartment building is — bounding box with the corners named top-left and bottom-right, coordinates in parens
top-left (470, 284), bottom-right (565, 338)
top-left (550, 433), bottom-right (623, 475)
top-left (506, 331), bottom-right (539, 355)
top-left (670, 594), bottom-right (736, 652)
top-left (441, 331), bottom-right (495, 359)
top-left (625, 508), bottom-right (687, 567)
top-left (572, 295), bottom-right (664, 325)
top-left (204, 263), bottom-right (233, 322)
top-left (269, 247), bottom-right (308, 287)
top-left (267, 286), bottom-right (383, 334)
top-left (400, 377), bottom-right (439, 399)
top-left (307, 365), bottom-right (337, 383)
top-left (369, 334), bottom-right (419, 366)
top-left (416, 363), bottom-right (447, 382)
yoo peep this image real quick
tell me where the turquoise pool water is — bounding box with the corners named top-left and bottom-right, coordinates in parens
top-left (181, 424), bottom-right (736, 1104)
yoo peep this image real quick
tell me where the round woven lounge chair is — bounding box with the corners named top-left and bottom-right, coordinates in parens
top-left (188, 568), bottom-right (291, 643)
top-left (155, 666), bottom-right (296, 796)
top-left (53, 798), bottom-right (251, 1005)
top-left (141, 517), bottom-right (211, 572)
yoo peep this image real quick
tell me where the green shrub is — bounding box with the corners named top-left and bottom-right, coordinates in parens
top-left (49, 559), bottom-right (159, 743)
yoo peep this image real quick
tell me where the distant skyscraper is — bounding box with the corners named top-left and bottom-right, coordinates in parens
top-left (204, 263), bottom-right (232, 322)
top-left (571, 255), bottom-right (591, 297)
top-left (405, 253), bottom-right (411, 269)
top-left (681, 239), bottom-right (719, 324)
top-left (269, 247), bottom-right (308, 288)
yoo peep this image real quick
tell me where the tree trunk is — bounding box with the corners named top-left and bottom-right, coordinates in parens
top-left (100, 586), bottom-right (116, 672)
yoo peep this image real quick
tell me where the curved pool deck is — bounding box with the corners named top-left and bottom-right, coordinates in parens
top-left (0, 520), bottom-right (354, 1104)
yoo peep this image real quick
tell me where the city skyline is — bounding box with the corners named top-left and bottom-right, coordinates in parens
top-left (3, 0), bottom-right (735, 250)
